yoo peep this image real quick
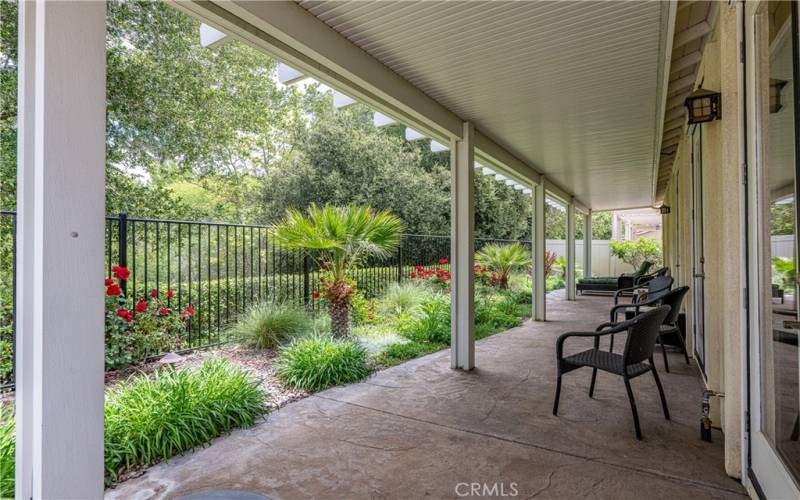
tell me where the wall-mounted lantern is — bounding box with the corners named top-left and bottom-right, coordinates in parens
top-left (659, 205), bottom-right (671, 215)
top-left (684, 87), bottom-right (721, 124)
top-left (770, 79), bottom-right (788, 114)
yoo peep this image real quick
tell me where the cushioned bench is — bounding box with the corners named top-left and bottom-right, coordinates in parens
top-left (576, 261), bottom-right (654, 295)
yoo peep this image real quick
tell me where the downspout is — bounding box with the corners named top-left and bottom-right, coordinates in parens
top-left (733, 0), bottom-right (750, 485)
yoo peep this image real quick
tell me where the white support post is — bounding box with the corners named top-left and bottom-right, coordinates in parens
top-left (566, 202), bottom-right (576, 300)
top-left (583, 210), bottom-right (593, 279)
top-left (16, 1), bottom-right (106, 497)
top-left (533, 181), bottom-right (546, 321)
top-left (450, 122), bottom-right (475, 370)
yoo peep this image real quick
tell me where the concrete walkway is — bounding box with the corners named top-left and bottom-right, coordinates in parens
top-left (107, 292), bottom-right (746, 499)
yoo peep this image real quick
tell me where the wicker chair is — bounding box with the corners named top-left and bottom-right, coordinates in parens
top-left (553, 306), bottom-right (671, 439)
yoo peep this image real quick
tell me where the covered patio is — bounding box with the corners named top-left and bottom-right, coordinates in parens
top-left (107, 292), bottom-right (745, 499)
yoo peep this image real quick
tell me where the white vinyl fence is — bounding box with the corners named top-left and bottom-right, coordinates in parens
top-left (771, 235), bottom-right (795, 260)
top-left (546, 239), bottom-right (636, 277)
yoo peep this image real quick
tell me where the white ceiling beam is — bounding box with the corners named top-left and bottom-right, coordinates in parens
top-left (373, 112), bottom-right (396, 128)
top-left (405, 128), bottom-right (425, 141)
top-left (333, 90), bottom-right (356, 109)
top-left (669, 51), bottom-right (702, 76)
top-left (200, 23), bottom-right (229, 48)
top-left (672, 20), bottom-right (713, 48)
top-left (277, 62), bottom-right (305, 85)
top-left (172, 1), bottom-right (592, 209)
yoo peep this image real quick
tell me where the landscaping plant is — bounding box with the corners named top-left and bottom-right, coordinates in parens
top-left (104, 358), bottom-right (265, 483)
top-left (475, 243), bottom-right (531, 289)
top-left (229, 302), bottom-right (312, 349)
top-left (274, 204), bottom-right (403, 338)
top-left (276, 334), bottom-right (371, 391)
top-left (0, 407), bottom-right (14, 498)
top-left (105, 266), bottom-right (195, 370)
top-left (609, 237), bottom-right (663, 269)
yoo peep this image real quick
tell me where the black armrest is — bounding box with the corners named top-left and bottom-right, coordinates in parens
top-left (556, 320), bottom-right (632, 359)
top-left (609, 294), bottom-right (663, 323)
top-left (613, 286), bottom-right (639, 304)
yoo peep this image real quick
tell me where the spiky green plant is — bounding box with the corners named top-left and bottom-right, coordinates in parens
top-left (229, 302), bottom-right (312, 349)
top-left (274, 204), bottom-right (404, 338)
top-left (475, 242), bottom-right (531, 289)
top-left (104, 358), bottom-right (265, 483)
top-left (276, 334), bottom-right (370, 391)
top-left (0, 407), bottom-right (14, 498)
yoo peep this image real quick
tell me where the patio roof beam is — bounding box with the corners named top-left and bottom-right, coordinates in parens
top-left (173, 1), bottom-right (589, 209)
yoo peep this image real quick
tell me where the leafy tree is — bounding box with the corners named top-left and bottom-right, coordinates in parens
top-left (770, 204), bottom-right (794, 236)
top-left (274, 204), bottom-right (404, 338)
top-left (609, 237), bottom-right (663, 269)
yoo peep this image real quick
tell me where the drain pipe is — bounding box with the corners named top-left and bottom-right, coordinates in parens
top-left (702, 389), bottom-right (725, 442)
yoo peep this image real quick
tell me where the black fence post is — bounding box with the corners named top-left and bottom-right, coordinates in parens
top-left (397, 242), bottom-right (403, 284)
top-left (303, 254), bottom-right (310, 306)
top-left (118, 212), bottom-right (128, 295)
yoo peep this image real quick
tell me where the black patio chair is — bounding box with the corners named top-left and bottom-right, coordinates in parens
top-left (653, 286), bottom-right (691, 373)
top-left (634, 266), bottom-right (669, 286)
top-left (612, 275), bottom-right (673, 308)
top-left (553, 306), bottom-right (671, 440)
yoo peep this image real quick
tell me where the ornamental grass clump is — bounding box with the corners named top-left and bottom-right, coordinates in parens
top-left (0, 407), bottom-right (14, 498)
top-left (276, 334), bottom-right (370, 391)
top-left (229, 302), bottom-right (312, 349)
top-left (104, 358), bottom-right (265, 483)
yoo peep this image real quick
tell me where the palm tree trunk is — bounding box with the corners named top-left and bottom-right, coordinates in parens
top-left (328, 298), bottom-right (352, 338)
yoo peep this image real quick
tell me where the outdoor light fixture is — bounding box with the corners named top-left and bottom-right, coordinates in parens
top-left (684, 87), bottom-right (721, 124)
top-left (373, 112), bottom-right (396, 128)
top-left (405, 128), bottom-right (425, 141)
top-left (659, 205), bottom-right (671, 215)
top-left (770, 79), bottom-right (788, 114)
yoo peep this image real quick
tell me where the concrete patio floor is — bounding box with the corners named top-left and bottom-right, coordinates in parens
top-left (107, 292), bottom-right (747, 499)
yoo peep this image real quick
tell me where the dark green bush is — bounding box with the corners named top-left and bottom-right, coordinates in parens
top-left (276, 334), bottom-right (371, 391)
top-left (104, 358), bottom-right (265, 483)
top-left (0, 407), bottom-right (13, 498)
top-left (377, 340), bottom-right (446, 366)
top-left (398, 294), bottom-right (450, 344)
top-left (228, 302), bottom-right (312, 349)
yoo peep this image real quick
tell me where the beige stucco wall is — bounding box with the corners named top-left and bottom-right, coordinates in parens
top-left (661, 5), bottom-right (743, 479)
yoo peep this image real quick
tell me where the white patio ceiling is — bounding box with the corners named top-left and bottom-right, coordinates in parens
top-left (296, 1), bottom-right (673, 211)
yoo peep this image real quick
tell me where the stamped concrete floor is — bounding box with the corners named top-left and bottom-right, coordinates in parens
top-left (107, 292), bottom-right (746, 500)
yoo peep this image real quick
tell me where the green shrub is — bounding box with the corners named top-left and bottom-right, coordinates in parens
top-left (610, 237), bottom-right (663, 269)
top-left (0, 407), bottom-right (14, 499)
top-left (229, 302), bottom-right (312, 349)
top-left (0, 339), bottom-right (11, 386)
top-left (377, 340), bottom-right (445, 366)
top-left (104, 358), bottom-right (265, 483)
top-left (398, 294), bottom-right (451, 345)
top-left (377, 283), bottom-right (430, 318)
top-left (351, 292), bottom-right (377, 326)
top-left (276, 334), bottom-right (371, 391)
top-left (546, 275), bottom-right (565, 292)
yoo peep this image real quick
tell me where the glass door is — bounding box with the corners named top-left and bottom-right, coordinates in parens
top-left (748, 1), bottom-right (800, 495)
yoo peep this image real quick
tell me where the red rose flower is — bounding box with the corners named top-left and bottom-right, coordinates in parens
top-left (181, 306), bottom-right (194, 318)
top-left (105, 278), bottom-right (114, 286)
top-left (312, 290), bottom-right (321, 299)
top-left (135, 300), bottom-right (147, 313)
top-left (150, 289), bottom-right (158, 298)
top-left (167, 290), bottom-right (175, 298)
top-left (439, 258), bottom-right (448, 265)
top-left (106, 284), bottom-right (121, 296)
top-left (111, 266), bottom-right (130, 281)
top-left (409, 272), bottom-right (417, 279)
top-left (116, 309), bottom-right (133, 322)
top-left (159, 307), bottom-right (170, 316)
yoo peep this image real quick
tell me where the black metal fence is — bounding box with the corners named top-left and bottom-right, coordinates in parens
top-left (0, 211), bottom-right (530, 389)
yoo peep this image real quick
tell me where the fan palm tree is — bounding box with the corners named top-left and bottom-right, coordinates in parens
top-left (274, 204), bottom-right (404, 338)
top-left (475, 242), bottom-right (531, 289)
